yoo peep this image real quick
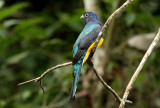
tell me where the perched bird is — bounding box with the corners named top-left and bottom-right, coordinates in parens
top-left (70, 12), bottom-right (104, 101)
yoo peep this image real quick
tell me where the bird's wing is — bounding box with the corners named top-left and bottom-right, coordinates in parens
top-left (72, 26), bottom-right (102, 64)
top-left (72, 50), bottom-right (85, 64)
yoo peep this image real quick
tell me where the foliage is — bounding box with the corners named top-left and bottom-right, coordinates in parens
top-left (0, 0), bottom-right (160, 108)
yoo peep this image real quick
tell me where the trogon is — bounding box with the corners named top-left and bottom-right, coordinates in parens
top-left (70, 12), bottom-right (104, 101)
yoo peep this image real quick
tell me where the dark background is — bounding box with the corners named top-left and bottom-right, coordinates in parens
top-left (0, 0), bottom-right (160, 108)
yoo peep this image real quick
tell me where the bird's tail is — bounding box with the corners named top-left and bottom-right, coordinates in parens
top-left (70, 62), bottom-right (82, 101)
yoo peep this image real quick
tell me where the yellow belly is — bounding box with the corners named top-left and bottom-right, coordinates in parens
top-left (83, 37), bottom-right (104, 64)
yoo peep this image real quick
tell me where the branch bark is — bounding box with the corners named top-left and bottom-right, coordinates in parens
top-left (90, 59), bottom-right (132, 104)
top-left (18, 60), bottom-right (132, 104)
top-left (17, 62), bottom-right (72, 86)
top-left (119, 28), bottom-right (160, 108)
top-left (92, 0), bottom-right (135, 54)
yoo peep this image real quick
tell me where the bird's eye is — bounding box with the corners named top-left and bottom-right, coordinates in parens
top-left (85, 13), bottom-right (89, 17)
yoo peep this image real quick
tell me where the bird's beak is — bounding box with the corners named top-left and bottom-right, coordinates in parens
top-left (80, 15), bottom-right (84, 19)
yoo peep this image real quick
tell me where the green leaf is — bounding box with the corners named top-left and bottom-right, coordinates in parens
top-left (5, 51), bottom-right (29, 65)
top-left (14, 17), bottom-right (44, 31)
top-left (41, 38), bottom-right (65, 47)
top-left (134, 73), bottom-right (147, 91)
top-left (13, 17), bottom-right (47, 39)
top-left (0, 100), bottom-right (6, 107)
top-left (3, 19), bottom-right (19, 28)
top-left (111, 76), bottom-right (121, 90)
top-left (125, 13), bottom-right (136, 26)
top-left (22, 90), bottom-right (31, 100)
top-left (0, 0), bottom-right (4, 9)
top-left (0, 2), bottom-right (29, 21)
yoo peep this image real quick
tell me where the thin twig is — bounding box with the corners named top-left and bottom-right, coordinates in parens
top-left (92, 0), bottom-right (134, 54)
top-left (39, 80), bottom-right (44, 93)
top-left (90, 59), bottom-right (132, 104)
top-left (119, 28), bottom-right (160, 108)
top-left (17, 62), bottom-right (72, 86)
top-left (18, 59), bottom-right (132, 104)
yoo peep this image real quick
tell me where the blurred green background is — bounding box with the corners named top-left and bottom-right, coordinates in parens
top-left (0, 0), bottom-right (160, 108)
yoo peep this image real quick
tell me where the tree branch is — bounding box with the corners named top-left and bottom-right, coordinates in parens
top-left (92, 0), bottom-right (134, 54)
top-left (90, 59), bottom-right (132, 104)
top-left (18, 59), bottom-right (132, 104)
top-left (17, 62), bottom-right (72, 86)
top-left (119, 28), bottom-right (160, 108)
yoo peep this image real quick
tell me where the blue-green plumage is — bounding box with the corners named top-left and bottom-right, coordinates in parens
top-left (70, 12), bottom-right (103, 101)
top-left (73, 23), bottom-right (101, 57)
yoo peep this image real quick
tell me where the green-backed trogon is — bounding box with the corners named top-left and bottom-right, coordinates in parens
top-left (70, 12), bottom-right (104, 101)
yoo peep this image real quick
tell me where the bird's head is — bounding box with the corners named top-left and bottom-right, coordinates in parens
top-left (80, 12), bottom-right (100, 24)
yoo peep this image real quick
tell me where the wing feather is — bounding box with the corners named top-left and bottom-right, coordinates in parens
top-left (72, 24), bottom-right (102, 64)
top-left (72, 50), bottom-right (85, 64)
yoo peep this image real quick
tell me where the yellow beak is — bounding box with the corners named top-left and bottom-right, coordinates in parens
top-left (80, 15), bottom-right (84, 19)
